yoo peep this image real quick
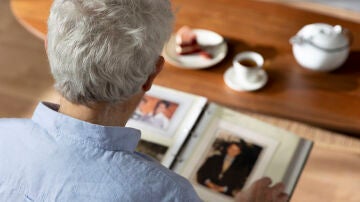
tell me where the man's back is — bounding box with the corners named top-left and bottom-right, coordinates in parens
top-left (0, 102), bottom-right (200, 201)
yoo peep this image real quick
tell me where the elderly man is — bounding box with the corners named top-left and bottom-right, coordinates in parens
top-left (0, 0), bottom-right (288, 201)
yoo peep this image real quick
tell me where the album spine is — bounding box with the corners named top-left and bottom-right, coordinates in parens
top-left (170, 103), bottom-right (209, 170)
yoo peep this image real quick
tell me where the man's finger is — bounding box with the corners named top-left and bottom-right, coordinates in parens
top-left (254, 177), bottom-right (272, 189)
top-left (278, 192), bottom-right (289, 202)
top-left (253, 177), bottom-right (272, 201)
top-left (269, 182), bottom-right (285, 198)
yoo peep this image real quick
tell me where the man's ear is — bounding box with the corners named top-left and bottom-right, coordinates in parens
top-left (142, 56), bottom-right (164, 92)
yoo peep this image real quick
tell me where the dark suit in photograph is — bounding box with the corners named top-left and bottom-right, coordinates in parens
top-left (197, 154), bottom-right (250, 197)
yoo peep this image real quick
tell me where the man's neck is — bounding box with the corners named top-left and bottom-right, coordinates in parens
top-left (58, 93), bottom-right (144, 127)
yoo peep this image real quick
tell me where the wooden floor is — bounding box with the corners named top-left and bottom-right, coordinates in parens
top-left (0, 0), bottom-right (359, 201)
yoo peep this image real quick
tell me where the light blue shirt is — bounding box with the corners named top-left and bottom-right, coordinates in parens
top-left (0, 102), bottom-right (201, 202)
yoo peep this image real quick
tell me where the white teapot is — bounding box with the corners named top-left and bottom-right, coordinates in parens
top-left (290, 23), bottom-right (352, 72)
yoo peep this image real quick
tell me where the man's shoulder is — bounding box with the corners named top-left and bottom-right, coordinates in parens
top-left (0, 118), bottom-right (34, 134)
top-left (0, 118), bottom-right (40, 151)
top-left (128, 152), bottom-right (189, 187)
top-left (0, 117), bottom-right (33, 126)
top-left (207, 154), bottom-right (224, 161)
top-left (116, 152), bottom-right (201, 201)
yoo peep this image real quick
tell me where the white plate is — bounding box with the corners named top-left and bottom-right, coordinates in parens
top-left (224, 67), bottom-right (268, 91)
top-left (163, 29), bottom-right (228, 69)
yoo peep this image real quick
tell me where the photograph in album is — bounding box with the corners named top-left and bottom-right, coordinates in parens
top-left (195, 130), bottom-right (263, 198)
top-left (131, 95), bottom-right (179, 131)
top-left (178, 112), bottom-right (279, 202)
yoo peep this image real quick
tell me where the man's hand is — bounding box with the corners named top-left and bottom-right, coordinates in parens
top-left (234, 177), bottom-right (288, 202)
top-left (205, 180), bottom-right (226, 193)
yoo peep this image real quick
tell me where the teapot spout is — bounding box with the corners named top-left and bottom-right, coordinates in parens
top-left (290, 35), bottom-right (304, 45)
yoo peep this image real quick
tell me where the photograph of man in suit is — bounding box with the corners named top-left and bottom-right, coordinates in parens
top-left (197, 140), bottom-right (262, 197)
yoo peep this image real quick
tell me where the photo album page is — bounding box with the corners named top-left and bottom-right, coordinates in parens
top-left (173, 103), bottom-right (312, 201)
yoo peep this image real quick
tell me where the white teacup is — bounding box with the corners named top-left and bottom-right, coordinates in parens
top-left (233, 51), bottom-right (264, 83)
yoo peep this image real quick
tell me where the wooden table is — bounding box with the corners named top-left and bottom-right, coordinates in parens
top-left (11, 0), bottom-right (360, 135)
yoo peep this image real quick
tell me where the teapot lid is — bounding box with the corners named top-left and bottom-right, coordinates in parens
top-left (296, 23), bottom-right (350, 52)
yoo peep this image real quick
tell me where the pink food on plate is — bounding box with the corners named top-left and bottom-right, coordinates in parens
top-left (175, 26), bottom-right (212, 59)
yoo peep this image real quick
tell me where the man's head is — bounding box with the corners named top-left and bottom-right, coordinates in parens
top-left (47, 0), bottom-right (174, 105)
top-left (154, 100), bottom-right (170, 115)
top-left (226, 143), bottom-right (242, 157)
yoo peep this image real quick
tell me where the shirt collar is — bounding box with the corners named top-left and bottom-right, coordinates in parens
top-left (31, 102), bottom-right (141, 152)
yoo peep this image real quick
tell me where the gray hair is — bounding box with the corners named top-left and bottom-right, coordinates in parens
top-left (47, 0), bottom-right (174, 104)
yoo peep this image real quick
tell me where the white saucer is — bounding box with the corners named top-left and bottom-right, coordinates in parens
top-left (163, 29), bottom-right (228, 69)
top-left (223, 67), bottom-right (268, 91)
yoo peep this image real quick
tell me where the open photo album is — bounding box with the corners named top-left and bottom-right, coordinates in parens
top-left (126, 85), bottom-right (313, 201)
